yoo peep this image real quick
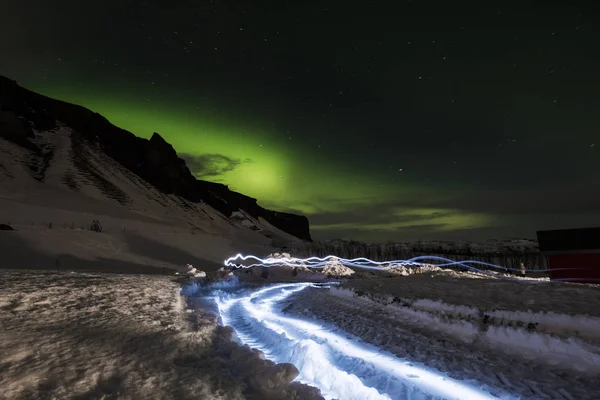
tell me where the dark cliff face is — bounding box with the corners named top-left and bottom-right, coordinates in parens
top-left (0, 75), bottom-right (312, 241)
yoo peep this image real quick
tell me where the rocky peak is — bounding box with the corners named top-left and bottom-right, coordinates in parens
top-left (0, 75), bottom-right (312, 241)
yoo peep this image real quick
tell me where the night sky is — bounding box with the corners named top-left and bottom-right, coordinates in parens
top-left (2, 1), bottom-right (600, 242)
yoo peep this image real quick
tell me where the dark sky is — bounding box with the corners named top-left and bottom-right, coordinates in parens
top-left (2, 0), bottom-right (600, 242)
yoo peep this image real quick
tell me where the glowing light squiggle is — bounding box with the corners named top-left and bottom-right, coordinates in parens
top-left (223, 253), bottom-right (550, 274)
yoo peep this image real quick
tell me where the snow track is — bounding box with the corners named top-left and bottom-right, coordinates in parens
top-left (215, 283), bottom-right (514, 400)
top-left (284, 286), bottom-right (600, 400)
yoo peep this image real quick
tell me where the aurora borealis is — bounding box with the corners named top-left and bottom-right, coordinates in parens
top-left (3, 1), bottom-right (600, 242)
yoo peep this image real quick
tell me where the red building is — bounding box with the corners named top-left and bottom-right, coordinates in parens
top-left (537, 227), bottom-right (600, 284)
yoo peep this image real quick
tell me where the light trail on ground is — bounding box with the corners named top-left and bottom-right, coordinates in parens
top-left (214, 283), bottom-right (513, 400)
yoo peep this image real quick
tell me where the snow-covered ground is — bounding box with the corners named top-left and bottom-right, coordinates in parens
top-left (4, 265), bottom-right (600, 400)
top-left (200, 267), bottom-right (600, 400)
top-left (0, 269), bottom-right (322, 400)
top-left (279, 274), bottom-right (600, 399)
top-left (213, 283), bottom-right (514, 400)
top-left (342, 270), bottom-right (600, 317)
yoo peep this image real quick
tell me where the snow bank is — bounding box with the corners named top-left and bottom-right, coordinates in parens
top-left (186, 263), bottom-right (207, 278)
top-left (485, 326), bottom-right (600, 372)
top-left (321, 257), bottom-right (355, 277)
top-left (385, 263), bottom-right (441, 276)
top-left (180, 274), bottom-right (241, 297)
top-left (266, 253), bottom-right (311, 274)
top-left (411, 299), bottom-right (480, 319)
top-left (205, 274), bottom-right (240, 289)
top-left (330, 287), bottom-right (480, 343)
top-left (485, 309), bottom-right (600, 342)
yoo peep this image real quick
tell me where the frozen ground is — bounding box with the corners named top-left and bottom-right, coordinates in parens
top-left (4, 265), bottom-right (600, 400)
top-left (280, 276), bottom-right (600, 399)
top-left (213, 283), bottom-right (514, 400)
top-left (342, 270), bottom-right (600, 317)
top-left (0, 196), bottom-right (287, 275)
top-left (199, 264), bottom-right (600, 399)
top-left (0, 269), bottom-right (322, 400)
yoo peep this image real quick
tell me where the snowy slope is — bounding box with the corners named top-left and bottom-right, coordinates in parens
top-left (0, 74), bottom-right (314, 274)
top-left (0, 124), bottom-right (300, 272)
top-left (0, 124), bottom-right (298, 238)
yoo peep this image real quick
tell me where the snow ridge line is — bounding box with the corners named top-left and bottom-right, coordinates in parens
top-left (329, 287), bottom-right (600, 374)
top-left (332, 287), bottom-right (600, 342)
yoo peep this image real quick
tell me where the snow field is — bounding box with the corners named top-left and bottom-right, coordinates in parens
top-left (343, 273), bottom-right (600, 318)
top-left (284, 286), bottom-right (600, 399)
top-left (215, 283), bottom-right (506, 400)
top-left (329, 287), bottom-right (600, 372)
top-left (0, 270), bottom-right (322, 400)
top-left (332, 287), bottom-right (600, 343)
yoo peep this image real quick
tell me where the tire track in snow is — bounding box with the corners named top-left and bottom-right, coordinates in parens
top-left (285, 286), bottom-right (600, 400)
top-left (215, 283), bottom-right (511, 400)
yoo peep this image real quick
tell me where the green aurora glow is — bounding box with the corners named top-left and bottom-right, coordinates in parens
top-left (28, 84), bottom-right (499, 240)
top-left (4, 0), bottom-right (600, 243)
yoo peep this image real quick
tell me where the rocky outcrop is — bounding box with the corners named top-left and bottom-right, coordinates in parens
top-left (0, 75), bottom-right (311, 241)
top-left (0, 110), bottom-right (37, 151)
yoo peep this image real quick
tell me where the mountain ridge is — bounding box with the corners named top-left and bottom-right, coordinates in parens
top-left (0, 74), bottom-right (311, 241)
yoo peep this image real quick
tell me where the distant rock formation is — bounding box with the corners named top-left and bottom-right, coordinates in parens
top-left (0, 75), bottom-right (311, 241)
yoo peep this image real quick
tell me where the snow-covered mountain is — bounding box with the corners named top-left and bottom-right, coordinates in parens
top-left (0, 75), bottom-right (311, 245)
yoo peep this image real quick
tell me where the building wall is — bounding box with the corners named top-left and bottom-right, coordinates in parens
top-left (547, 253), bottom-right (600, 284)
